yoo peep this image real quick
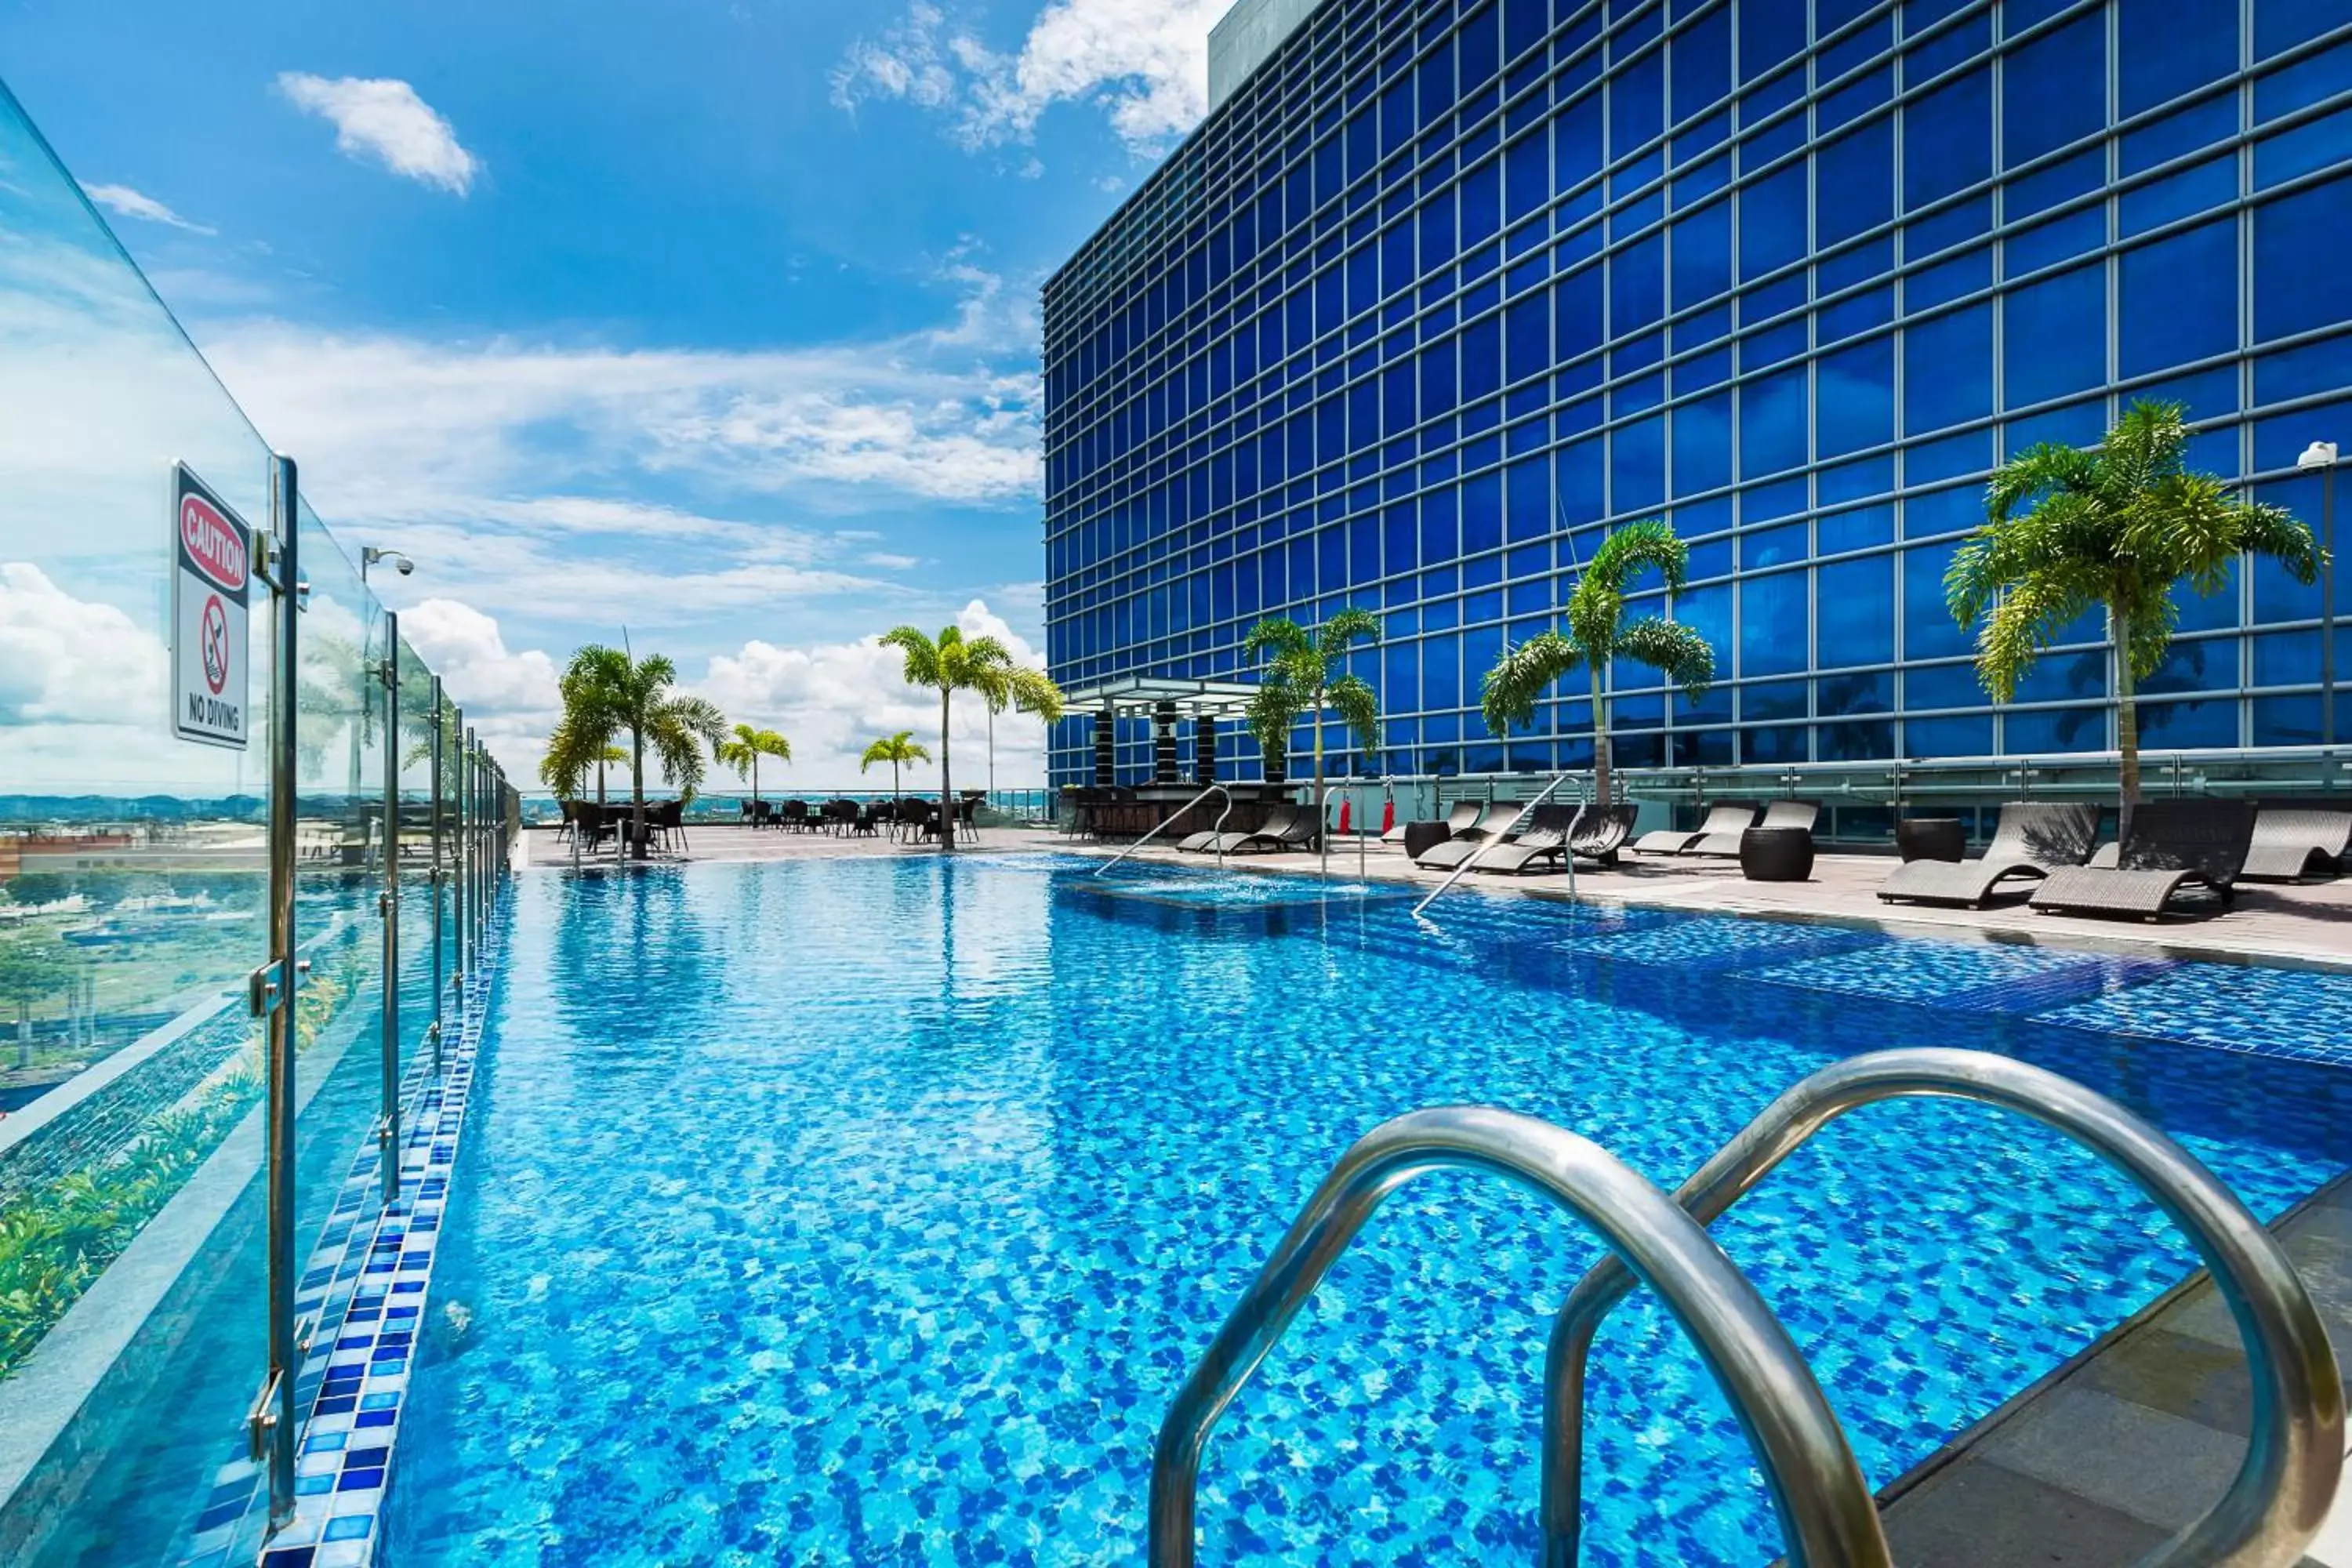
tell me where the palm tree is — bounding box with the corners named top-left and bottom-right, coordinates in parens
top-left (1241, 608), bottom-right (1379, 829)
top-left (1478, 517), bottom-right (1715, 805)
top-left (1951, 399), bottom-right (2322, 835)
top-left (0, 928), bottom-right (73, 1070)
top-left (878, 624), bottom-right (1065, 851)
top-left (859, 730), bottom-right (931, 808)
top-left (555, 644), bottom-right (728, 858)
top-left (714, 724), bottom-right (791, 815)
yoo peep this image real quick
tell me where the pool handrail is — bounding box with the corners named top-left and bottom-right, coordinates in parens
top-left (1316, 782), bottom-right (1368, 883)
top-left (1542, 1047), bottom-right (2345, 1568)
top-left (1412, 769), bottom-right (1589, 917)
top-left (1148, 1105), bottom-right (1893, 1568)
top-left (1093, 782), bottom-right (1232, 875)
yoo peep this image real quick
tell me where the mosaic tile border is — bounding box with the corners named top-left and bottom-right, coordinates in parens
top-left (172, 915), bottom-right (505, 1568)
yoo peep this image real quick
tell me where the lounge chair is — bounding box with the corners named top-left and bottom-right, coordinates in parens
top-left (1567, 802), bottom-right (1640, 867)
top-left (1186, 804), bottom-right (1296, 855)
top-left (1878, 802), bottom-right (2100, 909)
top-left (2028, 800), bottom-right (2256, 920)
top-left (1386, 799), bottom-right (1486, 845)
top-left (1415, 803), bottom-right (1535, 869)
top-left (2238, 808), bottom-right (2351, 882)
top-left (1471, 803), bottom-right (1584, 875)
top-left (1633, 803), bottom-right (1756, 856)
top-left (1687, 800), bottom-right (1816, 856)
top-left (1228, 806), bottom-right (1319, 855)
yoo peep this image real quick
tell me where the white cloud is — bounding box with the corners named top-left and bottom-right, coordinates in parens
top-left (834, 0), bottom-right (1224, 154)
top-left (695, 596), bottom-right (1054, 788)
top-left (400, 597), bottom-right (561, 717)
top-left (275, 74), bottom-right (481, 195)
top-left (199, 314), bottom-right (1041, 524)
top-left (0, 563), bottom-right (169, 725)
top-left (81, 183), bottom-right (215, 235)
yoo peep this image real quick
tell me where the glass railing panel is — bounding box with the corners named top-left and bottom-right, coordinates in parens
top-left (0, 75), bottom-right (283, 1566)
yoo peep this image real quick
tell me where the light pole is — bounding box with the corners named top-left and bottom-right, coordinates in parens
top-left (2297, 441), bottom-right (2337, 747)
top-left (360, 546), bottom-right (414, 586)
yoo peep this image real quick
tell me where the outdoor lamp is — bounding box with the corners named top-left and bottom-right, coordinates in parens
top-left (2296, 440), bottom-right (2339, 749)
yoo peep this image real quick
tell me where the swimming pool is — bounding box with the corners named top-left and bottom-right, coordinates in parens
top-left (390, 854), bottom-right (2352, 1566)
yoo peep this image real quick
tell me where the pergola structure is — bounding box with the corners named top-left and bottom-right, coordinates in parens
top-left (1056, 675), bottom-right (1263, 788)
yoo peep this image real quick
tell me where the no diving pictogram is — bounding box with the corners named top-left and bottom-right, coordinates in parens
top-left (201, 594), bottom-right (231, 694)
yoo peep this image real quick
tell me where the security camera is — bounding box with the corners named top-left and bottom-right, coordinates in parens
top-left (394, 557), bottom-right (415, 576)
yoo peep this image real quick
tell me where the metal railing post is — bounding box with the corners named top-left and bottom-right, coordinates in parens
top-left (252, 452), bottom-right (301, 1527)
top-left (377, 612), bottom-right (401, 1205)
top-left (453, 711), bottom-right (469, 991)
top-left (427, 677), bottom-right (445, 1070)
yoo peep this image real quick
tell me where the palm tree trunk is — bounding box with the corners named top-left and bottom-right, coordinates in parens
top-left (596, 758), bottom-right (606, 808)
top-left (1588, 663), bottom-right (1613, 806)
top-left (2114, 604), bottom-right (2141, 840)
top-left (632, 727), bottom-right (648, 860)
top-left (751, 756), bottom-right (760, 813)
top-left (1310, 698), bottom-right (1326, 848)
top-left (938, 689), bottom-right (955, 851)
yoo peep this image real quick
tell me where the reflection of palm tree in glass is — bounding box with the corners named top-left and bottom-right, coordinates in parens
top-left (294, 631), bottom-right (377, 867)
top-left (0, 929), bottom-right (74, 1070)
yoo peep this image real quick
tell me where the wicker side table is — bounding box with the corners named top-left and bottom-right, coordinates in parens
top-left (1896, 817), bottom-right (1966, 863)
top-left (1401, 820), bottom-right (1452, 860)
top-left (1740, 826), bottom-right (1815, 881)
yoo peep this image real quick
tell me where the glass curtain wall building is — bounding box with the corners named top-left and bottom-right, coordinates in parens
top-left (1040, 0), bottom-right (2352, 789)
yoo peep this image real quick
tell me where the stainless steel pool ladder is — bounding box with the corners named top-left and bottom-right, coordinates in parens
top-left (1148, 1105), bottom-right (1895, 1568)
top-left (1545, 1047), bottom-right (2343, 1568)
top-left (1150, 1048), bottom-right (2344, 1568)
top-left (1095, 783), bottom-right (1234, 875)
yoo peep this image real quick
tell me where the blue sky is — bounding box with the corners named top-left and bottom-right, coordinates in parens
top-left (0, 0), bottom-right (1225, 781)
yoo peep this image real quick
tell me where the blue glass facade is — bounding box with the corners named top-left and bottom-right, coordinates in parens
top-left (1041, 0), bottom-right (2352, 786)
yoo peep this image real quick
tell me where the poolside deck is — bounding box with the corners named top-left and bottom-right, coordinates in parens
top-left (518, 823), bottom-right (2352, 967)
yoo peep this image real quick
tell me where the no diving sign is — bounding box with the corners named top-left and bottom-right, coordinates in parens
top-left (172, 463), bottom-right (252, 750)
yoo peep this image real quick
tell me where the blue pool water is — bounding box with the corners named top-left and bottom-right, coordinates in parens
top-left (394, 855), bottom-right (2352, 1566)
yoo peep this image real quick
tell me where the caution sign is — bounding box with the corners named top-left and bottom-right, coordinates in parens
top-left (171, 463), bottom-right (252, 749)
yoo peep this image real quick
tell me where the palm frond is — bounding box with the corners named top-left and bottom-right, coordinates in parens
top-left (1971, 575), bottom-right (2099, 702)
top-left (1004, 667), bottom-right (1065, 723)
top-left (1325, 673), bottom-right (1379, 753)
top-left (1315, 605), bottom-right (1380, 662)
top-left (880, 626), bottom-right (941, 688)
top-left (1242, 617), bottom-right (1312, 662)
top-left (1586, 517), bottom-right (1690, 596)
top-left (1479, 630), bottom-right (1584, 735)
top-left (1614, 617), bottom-right (1715, 702)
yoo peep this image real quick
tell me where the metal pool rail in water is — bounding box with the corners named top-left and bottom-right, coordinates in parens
top-left (1146, 1105), bottom-right (1893, 1568)
top-left (1413, 770), bottom-right (1589, 917)
top-left (1542, 1048), bottom-right (2344, 1568)
top-left (1095, 782), bottom-right (1232, 874)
